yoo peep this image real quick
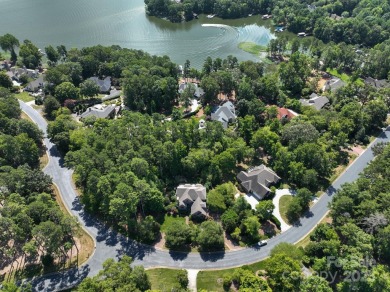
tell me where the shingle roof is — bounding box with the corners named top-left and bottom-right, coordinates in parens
top-left (80, 104), bottom-right (116, 119)
top-left (211, 101), bottom-right (236, 129)
top-left (237, 165), bottom-right (280, 200)
top-left (89, 76), bottom-right (111, 93)
top-left (277, 107), bottom-right (299, 120)
top-left (191, 197), bottom-right (207, 217)
top-left (300, 94), bottom-right (329, 110)
top-left (176, 184), bottom-right (207, 216)
top-left (178, 82), bottom-right (204, 98)
top-left (365, 77), bottom-right (389, 89)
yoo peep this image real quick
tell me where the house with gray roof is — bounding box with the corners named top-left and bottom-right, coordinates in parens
top-left (323, 77), bottom-right (345, 92)
top-left (211, 101), bottom-right (236, 129)
top-left (300, 93), bottom-right (329, 110)
top-left (237, 165), bottom-right (280, 200)
top-left (89, 76), bottom-right (111, 93)
top-left (176, 184), bottom-right (207, 218)
top-left (7, 67), bottom-right (39, 82)
top-left (24, 75), bottom-right (45, 92)
top-left (178, 82), bottom-right (204, 99)
top-left (80, 104), bottom-right (117, 120)
top-left (364, 77), bottom-right (389, 89)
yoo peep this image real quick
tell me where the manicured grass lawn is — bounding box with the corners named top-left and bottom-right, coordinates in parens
top-left (197, 259), bottom-right (269, 291)
top-left (238, 42), bottom-right (267, 55)
top-left (160, 214), bottom-right (186, 232)
top-left (146, 268), bottom-right (183, 291)
top-left (16, 91), bottom-right (34, 102)
top-left (327, 68), bottom-right (364, 85)
top-left (279, 195), bottom-right (293, 224)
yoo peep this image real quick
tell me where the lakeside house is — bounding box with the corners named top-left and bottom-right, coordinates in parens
top-left (178, 82), bottom-right (204, 99)
top-left (24, 75), bottom-right (45, 92)
top-left (89, 76), bottom-right (111, 93)
top-left (299, 93), bottom-right (329, 110)
top-left (237, 165), bottom-right (280, 201)
top-left (6, 66), bottom-right (39, 82)
top-left (210, 101), bottom-right (237, 129)
top-left (176, 184), bottom-right (207, 218)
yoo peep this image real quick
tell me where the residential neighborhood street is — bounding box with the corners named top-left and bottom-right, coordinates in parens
top-left (19, 100), bottom-right (390, 291)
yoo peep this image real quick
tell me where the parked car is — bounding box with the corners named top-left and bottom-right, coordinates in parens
top-left (258, 240), bottom-right (268, 247)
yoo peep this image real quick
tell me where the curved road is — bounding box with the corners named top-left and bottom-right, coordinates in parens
top-left (19, 101), bottom-right (390, 291)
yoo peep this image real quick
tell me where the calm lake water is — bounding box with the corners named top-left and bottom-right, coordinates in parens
top-left (0, 0), bottom-right (276, 68)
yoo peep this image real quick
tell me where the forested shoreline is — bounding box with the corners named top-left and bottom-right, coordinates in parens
top-left (144, 0), bottom-right (389, 47)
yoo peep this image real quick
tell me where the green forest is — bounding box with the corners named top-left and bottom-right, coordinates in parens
top-left (0, 88), bottom-right (81, 285)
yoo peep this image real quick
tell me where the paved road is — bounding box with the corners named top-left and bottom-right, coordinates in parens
top-left (19, 101), bottom-right (390, 291)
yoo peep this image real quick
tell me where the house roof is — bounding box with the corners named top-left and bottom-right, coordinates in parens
top-left (237, 165), bottom-right (280, 200)
top-left (25, 75), bottom-right (45, 92)
top-left (80, 104), bottom-right (116, 119)
top-left (210, 101), bottom-right (236, 129)
top-left (191, 197), bottom-right (207, 217)
top-left (89, 76), bottom-right (111, 92)
top-left (300, 93), bottom-right (329, 110)
top-left (178, 82), bottom-right (204, 98)
top-left (176, 184), bottom-right (207, 216)
top-left (364, 77), bottom-right (389, 89)
top-left (324, 78), bottom-right (345, 92)
top-left (277, 107), bottom-right (299, 120)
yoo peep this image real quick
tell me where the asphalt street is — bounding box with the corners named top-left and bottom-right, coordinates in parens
top-left (19, 101), bottom-right (390, 291)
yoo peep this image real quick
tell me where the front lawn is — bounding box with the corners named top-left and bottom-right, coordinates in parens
top-left (146, 268), bottom-right (184, 291)
top-left (160, 214), bottom-right (186, 233)
top-left (16, 91), bottom-right (34, 102)
top-left (279, 195), bottom-right (293, 224)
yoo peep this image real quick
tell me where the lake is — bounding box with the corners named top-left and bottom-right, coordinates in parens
top-left (0, 0), bottom-right (276, 68)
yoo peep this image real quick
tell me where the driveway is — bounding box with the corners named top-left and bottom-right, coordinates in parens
top-left (272, 189), bottom-right (295, 232)
top-left (19, 101), bottom-right (390, 291)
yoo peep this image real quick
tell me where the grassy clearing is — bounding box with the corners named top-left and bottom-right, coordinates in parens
top-left (146, 268), bottom-right (185, 291)
top-left (52, 184), bottom-right (95, 265)
top-left (160, 214), bottom-right (186, 232)
top-left (39, 152), bottom-right (49, 169)
top-left (20, 112), bottom-right (32, 122)
top-left (197, 259), bottom-right (269, 291)
top-left (238, 42), bottom-right (267, 55)
top-left (15, 91), bottom-right (34, 102)
top-left (279, 195), bottom-right (293, 224)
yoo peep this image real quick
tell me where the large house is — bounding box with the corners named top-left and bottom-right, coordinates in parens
top-left (176, 184), bottom-right (207, 218)
top-left (178, 82), bottom-right (204, 99)
top-left (24, 75), bottom-right (45, 92)
top-left (323, 77), bottom-right (345, 92)
top-left (89, 76), bottom-right (111, 93)
top-left (364, 77), bottom-right (389, 89)
top-left (211, 101), bottom-right (236, 129)
top-left (237, 165), bottom-right (280, 200)
top-left (6, 67), bottom-right (39, 82)
top-left (300, 93), bottom-right (329, 110)
top-left (80, 104), bottom-right (117, 120)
